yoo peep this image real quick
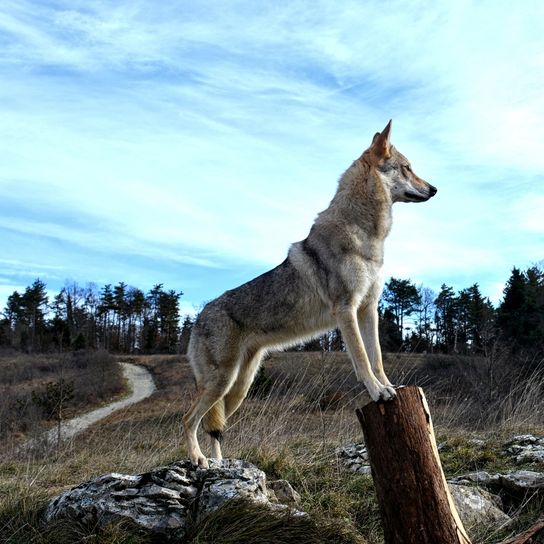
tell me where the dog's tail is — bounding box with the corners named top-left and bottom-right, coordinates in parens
top-left (202, 398), bottom-right (226, 443)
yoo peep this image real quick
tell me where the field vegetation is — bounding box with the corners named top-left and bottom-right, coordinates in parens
top-left (0, 349), bottom-right (124, 450)
top-left (1, 350), bottom-right (543, 543)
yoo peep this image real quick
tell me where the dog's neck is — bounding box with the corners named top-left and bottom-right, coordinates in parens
top-left (319, 158), bottom-right (393, 242)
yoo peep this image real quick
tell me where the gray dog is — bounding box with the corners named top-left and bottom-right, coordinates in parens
top-left (183, 121), bottom-right (437, 467)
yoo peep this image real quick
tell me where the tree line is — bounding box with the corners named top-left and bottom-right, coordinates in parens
top-left (295, 265), bottom-right (544, 357)
top-left (379, 265), bottom-right (543, 356)
top-left (0, 280), bottom-right (190, 354)
top-left (0, 264), bottom-right (542, 356)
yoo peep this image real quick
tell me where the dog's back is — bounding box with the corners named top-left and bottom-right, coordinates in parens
top-left (183, 121), bottom-right (436, 467)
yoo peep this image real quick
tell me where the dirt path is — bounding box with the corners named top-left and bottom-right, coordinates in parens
top-left (23, 363), bottom-right (156, 449)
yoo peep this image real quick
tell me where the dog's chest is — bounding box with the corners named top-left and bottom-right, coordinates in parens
top-left (339, 254), bottom-right (384, 302)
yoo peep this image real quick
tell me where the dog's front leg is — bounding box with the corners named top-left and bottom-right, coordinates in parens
top-left (336, 306), bottom-right (396, 402)
top-left (358, 304), bottom-right (394, 388)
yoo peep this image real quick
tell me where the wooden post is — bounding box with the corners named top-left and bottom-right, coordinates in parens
top-left (355, 385), bottom-right (471, 544)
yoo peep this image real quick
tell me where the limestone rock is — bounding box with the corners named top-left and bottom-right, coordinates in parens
top-left (467, 438), bottom-right (486, 448)
top-left (46, 459), bottom-right (301, 541)
top-left (448, 483), bottom-right (511, 531)
top-left (499, 470), bottom-right (544, 494)
top-left (450, 469), bottom-right (544, 496)
top-left (506, 435), bottom-right (542, 446)
top-left (335, 443), bottom-right (371, 474)
top-left (504, 435), bottom-right (544, 464)
top-left (268, 479), bottom-right (301, 505)
top-left (198, 459), bottom-right (269, 514)
top-left (449, 471), bottom-right (501, 487)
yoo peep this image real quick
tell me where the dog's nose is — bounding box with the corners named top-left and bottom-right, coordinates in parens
top-left (429, 185), bottom-right (437, 196)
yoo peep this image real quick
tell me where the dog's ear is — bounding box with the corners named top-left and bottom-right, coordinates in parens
top-left (371, 120), bottom-right (392, 159)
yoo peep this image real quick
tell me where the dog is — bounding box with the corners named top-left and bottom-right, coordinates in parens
top-left (183, 121), bottom-right (437, 467)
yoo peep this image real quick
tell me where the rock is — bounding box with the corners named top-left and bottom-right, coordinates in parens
top-left (335, 443), bottom-right (368, 461)
top-left (505, 444), bottom-right (544, 464)
top-left (504, 435), bottom-right (544, 464)
top-left (268, 480), bottom-right (301, 505)
top-left (448, 483), bottom-right (511, 531)
top-left (514, 447), bottom-right (544, 463)
top-left (46, 459), bottom-right (302, 540)
top-left (499, 470), bottom-right (544, 494)
top-left (450, 469), bottom-right (544, 494)
top-left (467, 439), bottom-right (486, 448)
top-left (506, 435), bottom-right (542, 447)
top-left (449, 471), bottom-right (501, 487)
top-left (335, 442), bottom-right (371, 474)
top-left (450, 468), bottom-right (544, 507)
top-left (198, 459), bottom-right (270, 514)
top-left (46, 472), bottom-right (188, 537)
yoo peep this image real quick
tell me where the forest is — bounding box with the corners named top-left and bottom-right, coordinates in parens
top-left (0, 265), bottom-right (542, 357)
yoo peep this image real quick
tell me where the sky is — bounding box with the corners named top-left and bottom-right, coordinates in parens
top-left (0, 0), bottom-right (543, 315)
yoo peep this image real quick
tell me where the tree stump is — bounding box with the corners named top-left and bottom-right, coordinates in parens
top-left (355, 385), bottom-right (471, 544)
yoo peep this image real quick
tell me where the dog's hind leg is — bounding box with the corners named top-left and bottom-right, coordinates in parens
top-left (183, 366), bottom-right (239, 468)
top-left (224, 349), bottom-right (265, 419)
top-left (204, 397), bottom-right (226, 460)
top-left (183, 329), bottom-right (242, 468)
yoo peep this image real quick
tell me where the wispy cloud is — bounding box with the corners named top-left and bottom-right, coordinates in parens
top-left (0, 0), bottom-right (542, 309)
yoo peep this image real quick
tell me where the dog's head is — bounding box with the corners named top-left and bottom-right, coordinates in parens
top-left (367, 121), bottom-right (437, 203)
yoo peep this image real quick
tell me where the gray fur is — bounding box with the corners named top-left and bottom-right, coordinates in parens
top-left (183, 121), bottom-right (437, 467)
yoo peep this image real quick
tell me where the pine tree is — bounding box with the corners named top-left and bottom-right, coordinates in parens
top-left (382, 277), bottom-right (421, 343)
top-left (498, 266), bottom-right (544, 352)
top-left (434, 284), bottom-right (457, 353)
top-left (21, 279), bottom-right (49, 351)
top-left (414, 286), bottom-right (436, 352)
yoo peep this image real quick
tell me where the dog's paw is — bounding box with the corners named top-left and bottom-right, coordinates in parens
top-left (190, 453), bottom-right (209, 469)
top-left (379, 385), bottom-right (397, 401)
top-left (368, 381), bottom-right (397, 402)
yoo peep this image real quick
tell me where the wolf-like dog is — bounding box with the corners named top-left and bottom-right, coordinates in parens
top-left (183, 121), bottom-right (437, 467)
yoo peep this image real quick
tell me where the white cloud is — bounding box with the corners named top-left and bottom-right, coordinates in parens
top-left (0, 0), bottom-right (543, 307)
top-left (511, 194), bottom-right (544, 234)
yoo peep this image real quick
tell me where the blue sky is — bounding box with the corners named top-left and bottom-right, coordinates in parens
top-left (0, 0), bottom-right (543, 314)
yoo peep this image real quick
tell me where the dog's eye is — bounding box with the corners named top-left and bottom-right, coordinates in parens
top-left (403, 164), bottom-right (412, 173)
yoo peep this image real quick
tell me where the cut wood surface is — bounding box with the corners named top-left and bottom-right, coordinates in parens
top-left (356, 385), bottom-right (471, 544)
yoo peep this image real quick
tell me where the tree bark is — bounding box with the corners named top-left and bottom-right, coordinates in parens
top-left (355, 385), bottom-right (471, 544)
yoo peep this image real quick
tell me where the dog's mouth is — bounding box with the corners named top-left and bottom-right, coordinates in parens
top-left (404, 185), bottom-right (437, 202)
top-left (404, 191), bottom-right (430, 202)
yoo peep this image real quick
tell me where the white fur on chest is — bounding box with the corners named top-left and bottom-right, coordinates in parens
top-left (339, 254), bottom-right (384, 307)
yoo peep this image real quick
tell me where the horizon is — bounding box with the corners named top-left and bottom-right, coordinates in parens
top-left (1, 1), bottom-right (543, 313)
top-left (3, 263), bottom-right (539, 320)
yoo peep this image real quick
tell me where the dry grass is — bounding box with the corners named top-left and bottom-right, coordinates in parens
top-left (0, 351), bottom-right (124, 450)
top-left (1, 351), bottom-right (543, 543)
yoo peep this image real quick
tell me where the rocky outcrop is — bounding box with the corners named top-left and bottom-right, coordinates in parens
top-left (335, 441), bottom-right (512, 532)
top-left (268, 479), bottom-right (301, 505)
top-left (448, 483), bottom-right (511, 530)
top-left (450, 469), bottom-right (544, 496)
top-left (500, 470), bottom-right (544, 493)
top-left (46, 459), bottom-right (301, 541)
top-left (46, 435), bottom-right (544, 541)
top-left (335, 443), bottom-right (371, 475)
top-left (335, 442), bottom-right (512, 532)
top-left (504, 435), bottom-right (544, 464)
top-left (335, 435), bottom-right (544, 533)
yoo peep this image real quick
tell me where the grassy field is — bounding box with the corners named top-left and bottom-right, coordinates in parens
top-left (0, 350), bottom-right (125, 450)
top-left (0, 351), bottom-right (543, 543)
